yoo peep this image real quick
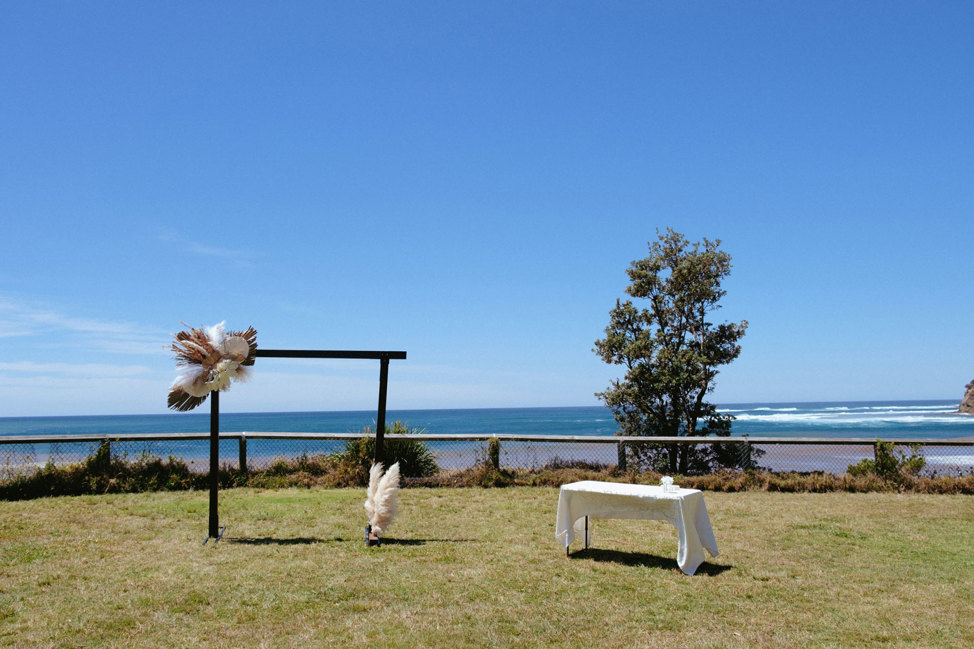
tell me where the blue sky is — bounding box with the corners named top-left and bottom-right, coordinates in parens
top-left (1, 1), bottom-right (971, 416)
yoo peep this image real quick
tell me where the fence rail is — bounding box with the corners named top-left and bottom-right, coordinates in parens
top-left (2, 432), bottom-right (973, 479)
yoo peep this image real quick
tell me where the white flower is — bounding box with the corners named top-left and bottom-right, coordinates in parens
top-left (204, 358), bottom-right (240, 392)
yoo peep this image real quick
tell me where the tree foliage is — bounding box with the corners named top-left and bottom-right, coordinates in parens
top-left (595, 229), bottom-right (752, 474)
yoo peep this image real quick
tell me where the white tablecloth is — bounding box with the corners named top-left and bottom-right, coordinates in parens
top-left (555, 480), bottom-right (719, 575)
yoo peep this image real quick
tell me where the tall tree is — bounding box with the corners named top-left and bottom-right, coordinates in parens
top-left (594, 229), bottom-right (750, 474)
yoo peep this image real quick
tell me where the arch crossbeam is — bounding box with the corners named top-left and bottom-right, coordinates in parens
top-left (203, 348), bottom-right (407, 544)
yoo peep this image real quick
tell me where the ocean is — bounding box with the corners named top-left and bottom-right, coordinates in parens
top-left (1, 399), bottom-right (970, 440)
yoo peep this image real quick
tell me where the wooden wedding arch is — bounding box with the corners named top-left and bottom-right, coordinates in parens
top-left (204, 348), bottom-right (407, 544)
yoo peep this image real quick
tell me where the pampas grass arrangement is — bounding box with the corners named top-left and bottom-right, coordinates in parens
top-left (168, 322), bottom-right (257, 411)
top-left (364, 462), bottom-right (400, 545)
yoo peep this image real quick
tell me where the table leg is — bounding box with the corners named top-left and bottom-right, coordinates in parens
top-left (567, 516), bottom-right (591, 558)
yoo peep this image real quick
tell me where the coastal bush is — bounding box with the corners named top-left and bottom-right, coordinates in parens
top-left (3, 436), bottom-right (970, 499)
top-left (246, 453), bottom-right (342, 488)
top-left (463, 438), bottom-right (515, 487)
top-left (467, 463), bottom-right (515, 488)
top-left (403, 464), bottom-right (974, 494)
top-left (487, 437), bottom-right (501, 470)
top-left (847, 441), bottom-right (926, 482)
top-left (331, 421), bottom-right (439, 485)
top-left (263, 452), bottom-right (335, 477)
top-left (0, 444), bottom-right (242, 500)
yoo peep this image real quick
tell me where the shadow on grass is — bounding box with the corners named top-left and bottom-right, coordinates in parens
top-left (570, 548), bottom-right (731, 576)
top-left (225, 536), bottom-right (473, 546)
top-left (374, 537), bottom-right (475, 546)
top-left (226, 536), bottom-right (333, 545)
top-left (376, 538), bottom-right (426, 546)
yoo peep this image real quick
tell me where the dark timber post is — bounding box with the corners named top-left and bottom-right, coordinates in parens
top-left (238, 432), bottom-right (247, 475)
top-left (207, 390), bottom-right (222, 542)
top-left (375, 357), bottom-right (390, 465)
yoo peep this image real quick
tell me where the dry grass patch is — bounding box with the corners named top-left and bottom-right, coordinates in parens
top-left (1, 489), bottom-right (971, 648)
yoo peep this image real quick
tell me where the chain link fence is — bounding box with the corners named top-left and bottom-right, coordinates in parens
top-left (2, 433), bottom-right (972, 480)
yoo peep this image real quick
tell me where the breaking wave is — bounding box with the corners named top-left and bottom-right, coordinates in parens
top-left (715, 400), bottom-right (972, 437)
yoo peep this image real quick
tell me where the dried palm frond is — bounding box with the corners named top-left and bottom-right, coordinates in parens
top-left (167, 389), bottom-right (208, 412)
top-left (236, 326), bottom-right (258, 366)
top-left (171, 325), bottom-right (215, 366)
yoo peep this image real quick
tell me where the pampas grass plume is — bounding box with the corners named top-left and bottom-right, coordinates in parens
top-left (364, 462), bottom-right (385, 523)
top-left (369, 462), bottom-right (400, 535)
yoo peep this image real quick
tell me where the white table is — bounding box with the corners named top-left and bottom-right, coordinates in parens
top-left (555, 480), bottom-right (719, 575)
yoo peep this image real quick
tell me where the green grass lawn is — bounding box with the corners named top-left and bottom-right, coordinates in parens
top-left (2, 488), bottom-right (972, 648)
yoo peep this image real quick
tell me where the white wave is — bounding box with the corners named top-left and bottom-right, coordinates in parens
top-left (732, 412), bottom-right (972, 426)
top-left (871, 416), bottom-right (973, 424)
top-left (814, 405), bottom-right (953, 414)
top-left (846, 410), bottom-right (956, 418)
top-left (733, 413), bottom-right (830, 422)
top-left (749, 404), bottom-right (957, 414)
top-left (925, 455), bottom-right (974, 465)
top-left (867, 405), bottom-right (954, 411)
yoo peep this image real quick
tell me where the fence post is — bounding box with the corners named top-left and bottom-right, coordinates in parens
top-left (238, 433), bottom-right (247, 475)
top-left (617, 439), bottom-right (627, 472)
top-left (737, 438), bottom-right (753, 470)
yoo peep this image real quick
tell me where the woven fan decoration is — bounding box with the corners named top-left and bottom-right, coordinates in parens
top-left (167, 322), bottom-right (257, 411)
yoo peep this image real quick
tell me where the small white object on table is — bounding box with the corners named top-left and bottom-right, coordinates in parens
top-left (555, 480), bottom-right (719, 575)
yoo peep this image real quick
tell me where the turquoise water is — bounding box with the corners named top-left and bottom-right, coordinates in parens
top-left (1, 400), bottom-right (970, 439)
top-left (2, 400), bottom-right (971, 473)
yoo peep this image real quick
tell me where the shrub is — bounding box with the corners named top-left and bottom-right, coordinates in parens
top-left (0, 443), bottom-right (233, 500)
top-left (263, 453), bottom-right (335, 477)
top-left (331, 421), bottom-right (439, 485)
top-left (848, 441), bottom-right (926, 481)
top-left (461, 438), bottom-right (513, 487)
top-left (487, 437), bottom-right (501, 470)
